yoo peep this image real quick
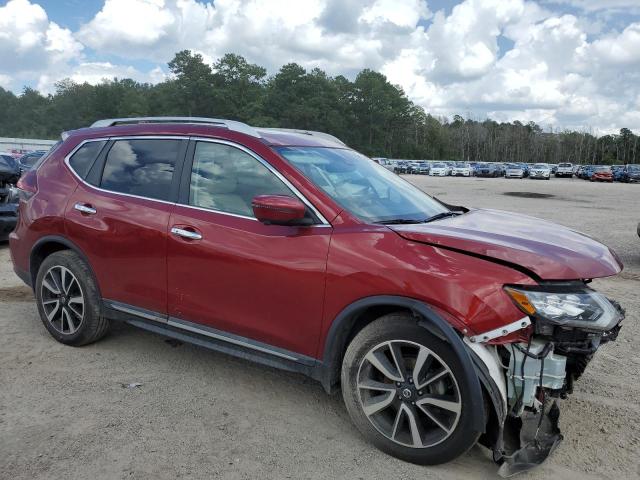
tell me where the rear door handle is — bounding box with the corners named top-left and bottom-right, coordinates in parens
top-left (171, 227), bottom-right (203, 241)
top-left (74, 203), bottom-right (97, 215)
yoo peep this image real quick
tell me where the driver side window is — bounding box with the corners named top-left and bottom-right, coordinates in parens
top-left (189, 142), bottom-right (294, 218)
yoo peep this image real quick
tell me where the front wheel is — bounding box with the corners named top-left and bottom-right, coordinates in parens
top-left (341, 314), bottom-right (481, 465)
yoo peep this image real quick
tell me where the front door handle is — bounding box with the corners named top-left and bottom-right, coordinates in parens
top-left (171, 227), bottom-right (203, 241)
top-left (74, 203), bottom-right (97, 215)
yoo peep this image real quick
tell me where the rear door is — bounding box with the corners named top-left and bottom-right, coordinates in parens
top-left (166, 139), bottom-right (332, 357)
top-left (65, 136), bottom-right (187, 315)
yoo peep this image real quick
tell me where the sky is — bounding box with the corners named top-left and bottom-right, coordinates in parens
top-left (1, 0), bottom-right (640, 134)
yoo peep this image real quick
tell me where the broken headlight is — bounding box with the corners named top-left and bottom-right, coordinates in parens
top-left (504, 286), bottom-right (621, 331)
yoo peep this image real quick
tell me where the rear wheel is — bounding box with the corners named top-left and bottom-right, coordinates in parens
top-left (35, 250), bottom-right (109, 346)
top-left (341, 314), bottom-right (481, 465)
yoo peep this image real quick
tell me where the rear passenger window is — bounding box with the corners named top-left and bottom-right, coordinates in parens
top-left (69, 141), bottom-right (106, 179)
top-left (100, 139), bottom-right (180, 201)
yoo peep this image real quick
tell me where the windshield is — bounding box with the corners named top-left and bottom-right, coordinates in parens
top-left (432, 163), bottom-right (445, 168)
top-left (595, 166), bottom-right (611, 172)
top-left (559, 163), bottom-right (571, 167)
top-left (277, 147), bottom-right (449, 224)
top-left (455, 162), bottom-right (467, 167)
top-left (628, 164), bottom-right (640, 172)
top-left (533, 163), bottom-right (547, 168)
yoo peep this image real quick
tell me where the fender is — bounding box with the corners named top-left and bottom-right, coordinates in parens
top-left (29, 234), bottom-right (102, 296)
top-left (319, 295), bottom-right (487, 433)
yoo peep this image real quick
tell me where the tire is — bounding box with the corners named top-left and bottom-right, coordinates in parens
top-left (35, 250), bottom-right (109, 346)
top-left (341, 314), bottom-right (481, 465)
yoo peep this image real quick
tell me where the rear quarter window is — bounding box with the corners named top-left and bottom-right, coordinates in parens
top-left (68, 141), bottom-right (107, 179)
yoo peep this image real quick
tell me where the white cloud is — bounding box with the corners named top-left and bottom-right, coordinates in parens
top-left (545, 0), bottom-right (640, 12)
top-left (0, 0), bottom-right (83, 74)
top-left (1, 0), bottom-right (640, 133)
top-left (590, 23), bottom-right (640, 65)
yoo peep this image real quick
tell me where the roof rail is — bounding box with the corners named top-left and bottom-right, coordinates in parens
top-left (259, 128), bottom-right (346, 146)
top-left (89, 117), bottom-right (261, 138)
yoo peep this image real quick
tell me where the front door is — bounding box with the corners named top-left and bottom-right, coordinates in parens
top-left (167, 139), bottom-right (331, 357)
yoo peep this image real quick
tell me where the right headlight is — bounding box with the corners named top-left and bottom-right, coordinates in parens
top-left (504, 286), bottom-right (621, 331)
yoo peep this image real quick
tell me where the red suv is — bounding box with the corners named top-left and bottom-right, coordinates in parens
top-left (10, 117), bottom-right (624, 475)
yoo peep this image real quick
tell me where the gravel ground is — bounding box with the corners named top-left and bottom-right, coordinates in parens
top-left (1, 176), bottom-right (639, 480)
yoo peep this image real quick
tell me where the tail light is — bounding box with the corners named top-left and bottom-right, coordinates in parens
top-left (16, 170), bottom-right (38, 200)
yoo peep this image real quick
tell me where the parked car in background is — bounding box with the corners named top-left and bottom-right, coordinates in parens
top-left (590, 166), bottom-right (613, 182)
top-left (451, 162), bottom-right (471, 176)
top-left (373, 158), bottom-right (396, 173)
top-left (17, 151), bottom-right (47, 174)
top-left (9, 116), bottom-right (626, 476)
top-left (580, 165), bottom-right (596, 180)
top-left (428, 162), bottom-right (448, 176)
top-left (394, 161), bottom-right (408, 174)
top-left (529, 163), bottom-right (551, 180)
top-left (416, 161), bottom-right (430, 175)
top-left (505, 163), bottom-right (525, 178)
top-left (611, 165), bottom-right (625, 182)
top-left (555, 163), bottom-right (573, 178)
top-left (621, 164), bottom-right (640, 182)
top-left (494, 163), bottom-right (506, 176)
top-left (0, 153), bottom-right (22, 241)
top-left (550, 164), bottom-right (558, 174)
top-left (445, 161), bottom-right (455, 175)
top-left (475, 163), bottom-right (499, 177)
top-left (406, 161), bottom-right (420, 174)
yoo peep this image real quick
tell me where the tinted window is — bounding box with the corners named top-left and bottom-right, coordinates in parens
top-left (0, 155), bottom-right (16, 169)
top-left (69, 141), bottom-right (106, 179)
top-left (101, 139), bottom-right (180, 201)
top-left (189, 142), bottom-right (293, 217)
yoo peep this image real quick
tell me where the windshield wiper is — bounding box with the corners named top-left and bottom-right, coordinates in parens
top-left (373, 218), bottom-right (428, 225)
top-left (423, 211), bottom-right (460, 223)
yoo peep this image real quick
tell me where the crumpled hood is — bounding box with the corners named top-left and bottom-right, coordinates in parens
top-left (391, 209), bottom-right (622, 280)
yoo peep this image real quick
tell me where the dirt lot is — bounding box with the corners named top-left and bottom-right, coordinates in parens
top-left (1, 176), bottom-right (639, 480)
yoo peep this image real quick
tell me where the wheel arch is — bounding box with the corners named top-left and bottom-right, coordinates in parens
top-left (30, 235), bottom-right (101, 296)
top-left (319, 295), bottom-right (486, 433)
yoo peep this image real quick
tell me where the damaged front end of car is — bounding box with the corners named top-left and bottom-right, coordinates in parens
top-left (465, 282), bottom-right (624, 477)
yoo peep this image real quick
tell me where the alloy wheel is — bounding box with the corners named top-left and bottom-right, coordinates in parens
top-left (40, 265), bottom-right (85, 335)
top-left (357, 340), bottom-right (462, 448)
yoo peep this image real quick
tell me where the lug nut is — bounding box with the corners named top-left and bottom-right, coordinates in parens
top-left (418, 391), bottom-right (423, 395)
top-left (408, 378), bottom-right (413, 383)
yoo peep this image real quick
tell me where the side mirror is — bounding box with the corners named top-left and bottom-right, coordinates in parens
top-left (252, 195), bottom-right (309, 226)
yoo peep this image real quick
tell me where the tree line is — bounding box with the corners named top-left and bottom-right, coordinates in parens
top-left (0, 50), bottom-right (638, 165)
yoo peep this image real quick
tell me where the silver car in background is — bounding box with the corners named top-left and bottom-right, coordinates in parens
top-left (505, 163), bottom-right (525, 178)
top-left (529, 163), bottom-right (551, 180)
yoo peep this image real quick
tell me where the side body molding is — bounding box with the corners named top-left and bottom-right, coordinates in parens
top-left (320, 295), bottom-right (487, 433)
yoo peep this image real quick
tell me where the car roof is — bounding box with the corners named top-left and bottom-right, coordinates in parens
top-left (66, 119), bottom-right (346, 149)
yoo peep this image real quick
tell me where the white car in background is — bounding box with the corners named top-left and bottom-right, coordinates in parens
top-left (529, 163), bottom-right (551, 180)
top-left (505, 163), bottom-right (525, 178)
top-left (452, 162), bottom-right (471, 176)
top-left (429, 162), bottom-right (448, 176)
top-left (556, 163), bottom-right (573, 178)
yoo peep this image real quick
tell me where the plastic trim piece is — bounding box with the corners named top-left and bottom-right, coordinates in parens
top-left (469, 316), bottom-right (531, 343)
